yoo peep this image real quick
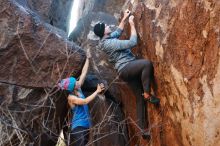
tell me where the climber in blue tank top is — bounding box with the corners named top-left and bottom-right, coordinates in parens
top-left (58, 49), bottom-right (105, 146)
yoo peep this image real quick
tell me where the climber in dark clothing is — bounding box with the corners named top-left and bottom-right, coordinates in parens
top-left (93, 9), bottom-right (160, 139)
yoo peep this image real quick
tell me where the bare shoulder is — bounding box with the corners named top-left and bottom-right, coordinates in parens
top-left (67, 94), bottom-right (77, 107)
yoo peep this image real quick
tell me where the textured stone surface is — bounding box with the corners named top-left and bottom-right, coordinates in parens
top-left (26, 0), bottom-right (52, 23)
top-left (16, 0), bottom-right (72, 32)
top-left (131, 1), bottom-right (220, 146)
top-left (0, 83), bottom-right (69, 145)
top-left (0, 1), bottom-right (127, 145)
top-left (1, 0), bottom-right (220, 145)
top-left (82, 81), bottom-right (128, 146)
top-left (16, 0), bottom-right (74, 32)
top-left (70, 0), bottom-right (220, 146)
top-left (48, 0), bottom-right (73, 31)
top-left (0, 0), bottom-right (86, 145)
top-left (0, 0), bottom-right (85, 88)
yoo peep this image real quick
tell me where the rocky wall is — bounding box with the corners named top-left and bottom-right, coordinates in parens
top-left (0, 0), bottom-right (84, 145)
top-left (70, 0), bottom-right (220, 145)
top-left (1, 0), bottom-right (220, 145)
top-left (0, 0), bottom-right (85, 88)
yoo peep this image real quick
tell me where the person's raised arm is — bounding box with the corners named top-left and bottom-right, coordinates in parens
top-left (129, 15), bottom-right (137, 37)
top-left (118, 9), bottom-right (131, 30)
top-left (109, 9), bottom-right (131, 39)
top-left (103, 15), bottom-right (137, 51)
top-left (78, 49), bottom-right (91, 86)
top-left (68, 83), bottom-right (105, 105)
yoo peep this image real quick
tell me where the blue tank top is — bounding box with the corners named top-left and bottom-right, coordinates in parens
top-left (71, 89), bottom-right (91, 130)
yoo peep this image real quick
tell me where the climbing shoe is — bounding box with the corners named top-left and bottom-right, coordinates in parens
top-left (141, 130), bottom-right (151, 139)
top-left (144, 95), bottom-right (160, 104)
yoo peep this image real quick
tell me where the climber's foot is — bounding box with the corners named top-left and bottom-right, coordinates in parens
top-left (141, 130), bottom-right (151, 139)
top-left (143, 94), bottom-right (160, 104)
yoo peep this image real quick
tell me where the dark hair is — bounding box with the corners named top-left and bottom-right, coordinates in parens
top-left (93, 22), bottom-right (105, 38)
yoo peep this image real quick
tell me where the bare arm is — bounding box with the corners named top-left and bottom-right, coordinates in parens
top-left (103, 16), bottom-right (137, 51)
top-left (68, 90), bottom-right (99, 105)
top-left (109, 9), bottom-right (130, 38)
top-left (129, 15), bottom-right (137, 37)
top-left (68, 83), bottom-right (105, 105)
top-left (118, 9), bottom-right (131, 30)
top-left (78, 49), bottom-right (91, 86)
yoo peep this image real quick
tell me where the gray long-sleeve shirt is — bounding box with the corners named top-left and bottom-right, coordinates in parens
top-left (99, 28), bottom-right (137, 72)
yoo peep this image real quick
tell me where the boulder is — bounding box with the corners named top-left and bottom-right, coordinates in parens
top-left (0, 0), bottom-right (85, 145)
top-left (16, 0), bottom-right (73, 31)
top-left (2, 0), bottom-right (220, 145)
top-left (70, 0), bottom-right (220, 145)
top-left (0, 0), bottom-right (85, 88)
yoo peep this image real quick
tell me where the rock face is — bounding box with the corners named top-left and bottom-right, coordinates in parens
top-left (0, 0), bottom-right (127, 146)
top-left (69, 0), bottom-right (220, 146)
top-left (81, 77), bottom-right (128, 146)
top-left (16, 0), bottom-right (72, 32)
top-left (48, 0), bottom-right (73, 31)
top-left (0, 83), bottom-right (65, 146)
top-left (1, 0), bottom-right (220, 145)
top-left (16, 0), bottom-right (52, 24)
top-left (132, 1), bottom-right (220, 146)
top-left (0, 0), bottom-right (85, 145)
top-left (0, 0), bottom-right (85, 88)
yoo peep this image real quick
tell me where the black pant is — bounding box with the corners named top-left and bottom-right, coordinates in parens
top-left (119, 59), bottom-right (155, 129)
top-left (119, 59), bottom-right (154, 94)
top-left (69, 127), bottom-right (89, 146)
